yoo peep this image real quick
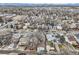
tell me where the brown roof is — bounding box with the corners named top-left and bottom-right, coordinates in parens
top-left (67, 35), bottom-right (76, 41)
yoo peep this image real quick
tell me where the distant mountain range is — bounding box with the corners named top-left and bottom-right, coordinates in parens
top-left (0, 3), bottom-right (79, 7)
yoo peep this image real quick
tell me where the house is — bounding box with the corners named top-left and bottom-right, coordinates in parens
top-left (56, 24), bottom-right (62, 30)
top-left (70, 23), bottom-right (76, 29)
top-left (37, 47), bottom-right (45, 52)
top-left (37, 47), bottom-right (45, 54)
top-left (17, 37), bottom-right (29, 51)
top-left (46, 33), bottom-right (56, 41)
top-left (23, 23), bottom-right (30, 29)
top-left (65, 35), bottom-right (77, 45)
top-left (12, 33), bottom-right (21, 39)
top-left (46, 45), bottom-right (55, 52)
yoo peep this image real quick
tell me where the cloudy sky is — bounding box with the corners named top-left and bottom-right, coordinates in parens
top-left (0, 0), bottom-right (79, 4)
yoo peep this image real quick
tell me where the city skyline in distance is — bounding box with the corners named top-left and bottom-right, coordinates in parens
top-left (0, 0), bottom-right (79, 4)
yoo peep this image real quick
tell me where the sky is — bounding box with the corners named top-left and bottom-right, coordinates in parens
top-left (0, 0), bottom-right (79, 4)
